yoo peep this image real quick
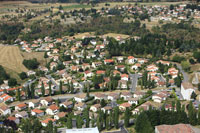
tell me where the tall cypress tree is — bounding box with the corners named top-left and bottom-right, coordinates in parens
top-left (59, 80), bottom-right (63, 94)
top-left (41, 81), bottom-right (45, 97)
top-left (114, 106), bottom-right (119, 129)
top-left (31, 84), bottom-right (35, 99)
top-left (76, 115), bottom-right (83, 128)
top-left (124, 107), bottom-right (130, 127)
top-left (49, 81), bottom-right (52, 96)
top-left (198, 105), bottom-right (200, 125)
top-left (67, 114), bottom-right (72, 129)
top-left (16, 89), bottom-right (21, 101)
top-left (84, 108), bottom-right (90, 128)
top-left (135, 112), bottom-right (153, 133)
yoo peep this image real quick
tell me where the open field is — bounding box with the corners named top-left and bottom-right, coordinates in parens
top-left (0, 46), bottom-right (46, 81)
top-left (0, 46), bottom-right (28, 73)
top-left (21, 51), bottom-right (46, 66)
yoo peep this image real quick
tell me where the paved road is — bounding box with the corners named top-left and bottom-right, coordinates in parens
top-left (129, 74), bottom-right (139, 93)
top-left (8, 94), bottom-right (75, 107)
top-left (175, 63), bottom-right (189, 82)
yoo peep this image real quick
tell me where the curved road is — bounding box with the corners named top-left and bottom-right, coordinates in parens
top-left (175, 63), bottom-right (189, 82)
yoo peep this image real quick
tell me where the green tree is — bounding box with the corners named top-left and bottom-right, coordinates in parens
top-left (67, 114), bottom-right (72, 129)
top-left (84, 108), bottom-right (90, 128)
top-left (114, 106), bottom-right (119, 129)
top-left (188, 101), bottom-right (197, 126)
top-left (16, 89), bottom-right (21, 101)
top-left (47, 121), bottom-right (53, 133)
top-left (191, 91), bottom-right (197, 100)
top-left (76, 115), bottom-right (83, 128)
top-left (19, 72), bottom-right (27, 80)
top-left (8, 78), bottom-right (17, 87)
top-left (31, 84), bottom-right (35, 99)
top-left (181, 61), bottom-right (190, 72)
top-left (44, 52), bottom-right (48, 58)
top-left (124, 107), bottom-right (130, 127)
top-left (49, 81), bottom-right (52, 96)
top-left (135, 112), bottom-right (153, 133)
top-left (59, 80), bottom-right (63, 94)
top-left (198, 105), bottom-right (200, 125)
top-left (41, 81), bottom-right (45, 97)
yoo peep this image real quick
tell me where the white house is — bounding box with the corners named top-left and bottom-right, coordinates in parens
top-left (128, 97), bottom-right (139, 105)
top-left (46, 104), bottom-right (59, 115)
top-left (181, 82), bottom-right (195, 100)
top-left (29, 99), bottom-right (40, 108)
top-left (0, 105), bottom-right (11, 115)
top-left (90, 104), bottom-right (101, 112)
top-left (74, 94), bottom-right (87, 103)
top-left (59, 101), bottom-right (73, 108)
top-left (40, 97), bottom-right (53, 106)
top-left (31, 108), bottom-right (44, 117)
top-left (41, 118), bottom-right (56, 127)
top-left (127, 56), bottom-right (137, 64)
top-left (15, 111), bottom-right (28, 119)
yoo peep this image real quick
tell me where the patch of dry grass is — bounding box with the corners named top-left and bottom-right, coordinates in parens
top-left (0, 46), bottom-right (28, 73)
top-left (103, 33), bottom-right (130, 39)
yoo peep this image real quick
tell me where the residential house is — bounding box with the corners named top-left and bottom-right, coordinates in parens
top-left (115, 65), bottom-right (125, 71)
top-left (7, 116), bottom-right (20, 124)
top-left (84, 71), bottom-right (94, 78)
top-left (74, 94), bottom-right (87, 102)
top-left (120, 91), bottom-right (132, 100)
top-left (15, 103), bottom-right (27, 111)
top-left (41, 118), bottom-right (56, 127)
top-left (40, 97), bottom-right (53, 106)
top-left (119, 102), bottom-right (132, 111)
top-left (146, 64), bottom-right (158, 72)
top-left (131, 63), bottom-right (141, 70)
top-left (29, 99), bottom-right (40, 108)
top-left (101, 106), bottom-right (112, 114)
top-left (59, 100), bottom-right (73, 108)
top-left (128, 97), bottom-right (139, 105)
top-left (121, 74), bottom-right (129, 81)
top-left (133, 91), bottom-right (146, 98)
top-left (107, 93), bottom-right (120, 101)
top-left (155, 124), bottom-right (195, 133)
top-left (0, 105), bottom-right (11, 115)
top-left (31, 108), bottom-right (44, 117)
top-left (46, 104), bottom-right (59, 115)
top-left (54, 112), bottom-right (67, 120)
top-left (74, 102), bottom-right (87, 111)
top-left (127, 56), bottom-right (137, 64)
top-left (94, 93), bottom-right (107, 100)
top-left (15, 111), bottom-right (28, 119)
top-left (90, 104), bottom-right (101, 112)
top-left (118, 80), bottom-right (128, 89)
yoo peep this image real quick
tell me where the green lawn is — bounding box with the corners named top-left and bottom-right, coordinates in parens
top-left (62, 4), bottom-right (92, 10)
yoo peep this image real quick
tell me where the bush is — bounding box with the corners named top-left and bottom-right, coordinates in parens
top-left (172, 55), bottom-right (186, 63)
top-left (19, 72), bottom-right (27, 80)
top-left (8, 78), bottom-right (17, 87)
top-left (23, 58), bottom-right (39, 70)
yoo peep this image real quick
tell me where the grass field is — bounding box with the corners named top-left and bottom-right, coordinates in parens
top-left (62, 4), bottom-right (92, 10)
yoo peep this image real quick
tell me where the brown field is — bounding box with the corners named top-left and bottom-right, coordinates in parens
top-left (0, 46), bottom-right (46, 82)
top-left (21, 51), bottom-right (46, 66)
top-left (0, 46), bottom-right (28, 73)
